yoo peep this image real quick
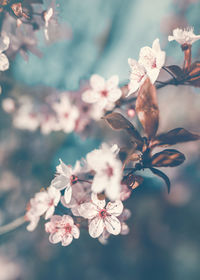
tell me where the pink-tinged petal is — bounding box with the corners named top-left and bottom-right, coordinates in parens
top-left (90, 74), bottom-right (105, 91)
top-left (26, 216), bottom-right (40, 232)
top-left (71, 225), bottom-right (80, 239)
top-left (48, 187), bottom-right (61, 205)
top-left (79, 202), bottom-right (98, 219)
top-left (45, 206), bottom-right (55, 220)
top-left (0, 53), bottom-right (9, 71)
top-left (50, 215), bottom-right (62, 224)
top-left (61, 234), bottom-right (73, 246)
top-left (82, 89), bottom-right (100, 103)
top-left (89, 217), bottom-right (104, 238)
top-left (51, 175), bottom-right (70, 190)
top-left (105, 215), bottom-right (121, 235)
top-left (107, 88), bottom-right (122, 103)
top-left (119, 208), bottom-right (131, 221)
top-left (91, 193), bottom-right (106, 209)
top-left (120, 223), bottom-right (130, 235)
top-left (106, 200), bottom-right (123, 216)
top-left (61, 215), bottom-right (74, 226)
top-left (64, 185), bottom-right (72, 204)
top-left (45, 221), bottom-right (56, 233)
top-left (106, 75), bottom-right (119, 91)
top-left (49, 231), bottom-right (62, 244)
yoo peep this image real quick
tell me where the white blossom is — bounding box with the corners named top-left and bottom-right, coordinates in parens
top-left (168, 27), bottom-right (200, 45)
top-left (0, 35), bottom-right (10, 71)
top-left (79, 193), bottom-right (123, 238)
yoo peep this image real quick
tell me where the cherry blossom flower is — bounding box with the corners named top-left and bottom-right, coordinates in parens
top-left (98, 208), bottom-right (131, 244)
top-left (0, 35), bottom-right (10, 71)
top-left (51, 159), bottom-right (81, 204)
top-left (82, 74), bottom-right (122, 111)
top-left (61, 182), bottom-right (90, 216)
top-left (79, 193), bottom-right (123, 238)
top-left (52, 94), bottom-right (79, 133)
top-left (128, 39), bottom-right (165, 96)
top-left (168, 27), bottom-right (200, 45)
top-left (25, 186), bottom-right (61, 231)
top-left (1, 98), bottom-right (15, 113)
top-left (86, 144), bottom-right (122, 200)
top-left (45, 215), bottom-right (80, 246)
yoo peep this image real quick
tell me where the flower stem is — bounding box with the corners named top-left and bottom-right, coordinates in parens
top-left (0, 216), bottom-right (26, 235)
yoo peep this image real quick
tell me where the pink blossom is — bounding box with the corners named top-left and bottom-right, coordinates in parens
top-left (86, 144), bottom-right (122, 200)
top-left (128, 39), bottom-right (165, 96)
top-left (25, 186), bottom-right (61, 231)
top-left (82, 74), bottom-right (122, 111)
top-left (45, 215), bottom-right (80, 246)
top-left (168, 27), bottom-right (200, 45)
top-left (79, 193), bottom-right (123, 238)
top-left (51, 159), bottom-right (81, 204)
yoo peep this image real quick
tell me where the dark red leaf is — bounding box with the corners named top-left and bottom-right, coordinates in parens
top-left (122, 174), bottom-right (143, 190)
top-left (24, 0), bottom-right (43, 4)
top-left (103, 112), bottom-right (143, 145)
top-left (150, 167), bottom-right (171, 193)
top-left (165, 65), bottom-right (186, 81)
top-left (135, 77), bottom-right (159, 139)
top-left (151, 149), bottom-right (185, 167)
top-left (187, 61), bottom-right (200, 87)
top-left (150, 128), bottom-right (200, 147)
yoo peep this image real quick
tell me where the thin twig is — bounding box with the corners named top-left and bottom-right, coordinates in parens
top-left (0, 216), bottom-right (26, 235)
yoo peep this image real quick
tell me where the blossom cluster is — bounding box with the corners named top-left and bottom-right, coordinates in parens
top-left (25, 144), bottom-right (133, 246)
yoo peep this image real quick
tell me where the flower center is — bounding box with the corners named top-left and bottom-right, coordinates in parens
top-left (64, 112), bottom-right (69, 118)
top-left (104, 164), bottom-right (113, 178)
top-left (65, 223), bottom-right (72, 233)
top-left (99, 209), bottom-right (107, 218)
top-left (101, 90), bottom-right (108, 97)
top-left (70, 175), bottom-right (78, 185)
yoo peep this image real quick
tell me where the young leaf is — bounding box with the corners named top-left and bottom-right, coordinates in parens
top-left (151, 149), bottom-right (185, 167)
top-left (150, 167), bottom-right (171, 193)
top-left (103, 112), bottom-right (143, 145)
top-left (150, 128), bottom-right (200, 147)
top-left (135, 77), bottom-right (159, 139)
top-left (187, 61), bottom-right (200, 87)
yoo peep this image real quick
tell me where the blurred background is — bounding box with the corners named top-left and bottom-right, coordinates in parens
top-left (0, 0), bottom-right (200, 279)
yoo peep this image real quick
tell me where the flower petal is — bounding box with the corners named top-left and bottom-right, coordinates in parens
top-left (61, 234), bottom-right (73, 246)
top-left (105, 215), bottom-right (121, 235)
top-left (106, 75), bottom-right (119, 91)
top-left (106, 200), bottom-right (123, 216)
top-left (64, 185), bottom-right (72, 204)
top-left (107, 88), bottom-right (122, 102)
top-left (0, 36), bottom-right (10, 52)
top-left (45, 206), bottom-right (55, 220)
top-left (90, 74), bottom-right (105, 91)
top-left (79, 202), bottom-right (98, 219)
top-left (72, 225), bottom-right (80, 239)
top-left (91, 193), bottom-right (106, 209)
top-left (82, 89), bottom-right (100, 103)
top-left (49, 231), bottom-right (62, 244)
top-left (89, 217), bottom-right (104, 238)
top-left (0, 53), bottom-right (9, 71)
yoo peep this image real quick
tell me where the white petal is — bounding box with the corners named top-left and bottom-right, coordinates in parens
top-left (105, 215), bottom-right (121, 235)
top-left (91, 174), bottom-right (107, 194)
top-left (147, 68), bottom-right (160, 84)
top-left (106, 75), bottom-right (119, 91)
top-left (90, 74), bottom-right (105, 91)
top-left (91, 193), bottom-right (106, 209)
top-left (64, 186), bottom-right (72, 204)
top-left (0, 53), bottom-right (9, 71)
top-left (120, 223), bottom-right (130, 235)
top-left (49, 231), bottom-right (62, 244)
top-left (61, 215), bottom-right (74, 226)
top-left (61, 234), bottom-right (73, 246)
top-left (72, 225), bottom-right (80, 239)
top-left (152, 38), bottom-right (161, 53)
top-left (105, 179), bottom-right (121, 201)
top-left (57, 159), bottom-right (72, 176)
top-left (45, 206), bottom-right (55, 220)
top-left (106, 200), bottom-right (123, 216)
top-left (107, 88), bottom-right (122, 102)
top-left (51, 175), bottom-right (70, 190)
top-left (79, 202), bottom-right (98, 219)
top-left (89, 217), bottom-right (104, 238)
top-left (82, 89), bottom-right (100, 103)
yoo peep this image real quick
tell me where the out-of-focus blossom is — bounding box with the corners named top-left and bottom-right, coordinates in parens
top-left (52, 94), bottom-right (79, 133)
top-left (26, 186), bottom-right (61, 231)
top-left (1, 98), bottom-right (15, 113)
top-left (86, 144), bottom-right (122, 200)
top-left (82, 74), bottom-right (122, 111)
top-left (51, 159), bottom-right (81, 204)
top-left (45, 215), bottom-right (80, 246)
top-left (128, 39), bottom-right (165, 96)
top-left (43, 8), bottom-right (54, 40)
top-left (61, 183), bottom-right (90, 216)
top-left (0, 35), bottom-right (10, 71)
top-left (13, 108), bottom-right (40, 131)
top-left (79, 193), bottom-right (123, 238)
top-left (168, 27), bottom-right (200, 45)
top-left (0, 255), bottom-right (21, 280)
